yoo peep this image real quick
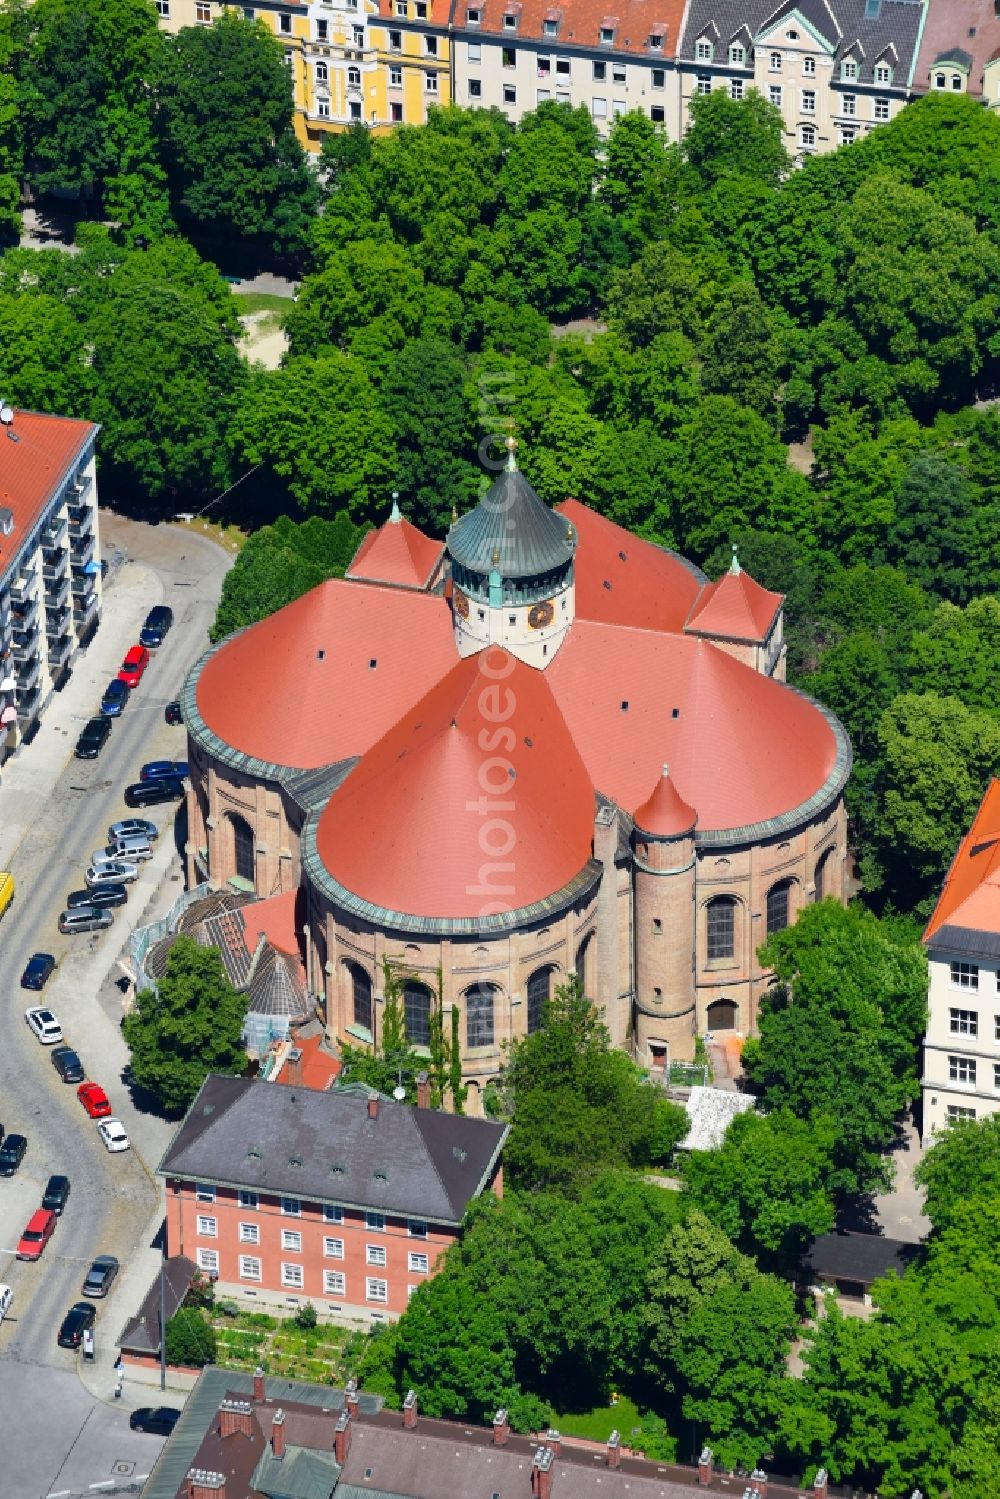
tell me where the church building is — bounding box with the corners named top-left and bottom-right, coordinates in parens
top-left (182, 448), bottom-right (850, 1107)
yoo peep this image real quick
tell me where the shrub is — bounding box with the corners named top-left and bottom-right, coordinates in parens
top-left (165, 1307), bottom-right (217, 1368)
top-left (294, 1303), bottom-right (319, 1330)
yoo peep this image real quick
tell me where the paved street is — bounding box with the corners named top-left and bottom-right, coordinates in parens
top-left (0, 516), bottom-right (229, 1497)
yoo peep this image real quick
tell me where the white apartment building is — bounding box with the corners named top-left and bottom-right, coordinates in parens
top-left (0, 408), bottom-right (102, 763)
top-left (922, 779), bottom-right (1000, 1138)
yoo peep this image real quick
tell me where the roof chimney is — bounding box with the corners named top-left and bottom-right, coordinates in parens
top-left (402, 1390), bottom-right (417, 1429)
top-left (749, 1468), bottom-right (767, 1497)
top-left (345, 1377), bottom-right (360, 1418)
top-left (188, 1472), bottom-right (226, 1499)
top-left (530, 1445), bottom-right (555, 1499)
top-left (607, 1430), bottom-right (621, 1470)
top-left (416, 1069), bottom-right (430, 1109)
top-left (253, 1366), bottom-right (265, 1403)
top-left (367, 1095), bottom-right (380, 1121)
top-left (219, 1398), bottom-right (254, 1439)
top-left (493, 1408), bottom-right (510, 1446)
top-left (698, 1446), bottom-right (713, 1486)
top-left (813, 1470), bottom-right (828, 1498)
top-left (545, 1428), bottom-right (561, 1457)
top-left (272, 1410), bottom-right (286, 1458)
top-left (334, 1410), bottom-right (352, 1463)
top-left (285, 1046), bottom-right (303, 1086)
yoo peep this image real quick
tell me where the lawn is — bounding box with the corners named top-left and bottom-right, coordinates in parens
top-left (232, 290), bottom-right (295, 317)
top-left (556, 1395), bottom-right (642, 1442)
top-left (210, 1308), bottom-right (357, 1385)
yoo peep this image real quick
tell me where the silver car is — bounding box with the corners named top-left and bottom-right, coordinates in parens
top-left (108, 819), bottom-right (159, 843)
top-left (86, 860), bottom-right (138, 887)
top-left (92, 838), bottom-right (153, 864)
top-left (58, 906), bottom-right (113, 935)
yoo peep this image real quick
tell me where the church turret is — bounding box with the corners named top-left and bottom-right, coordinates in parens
top-left (447, 438), bottom-right (576, 668)
top-left (632, 765), bottom-right (698, 1071)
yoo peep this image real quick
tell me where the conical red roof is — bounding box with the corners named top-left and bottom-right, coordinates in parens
top-left (346, 503), bottom-right (443, 590)
top-left (634, 765), bottom-right (697, 838)
top-left (316, 653), bottom-right (595, 919)
top-left (685, 561), bottom-right (782, 644)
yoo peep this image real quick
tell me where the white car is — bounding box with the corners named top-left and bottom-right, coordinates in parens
top-left (25, 1006), bottom-right (63, 1045)
top-left (97, 1118), bottom-right (130, 1153)
top-left (91, 839), bottom-right (153, 865)
top-left (86, 860), bottom-right (139, 887)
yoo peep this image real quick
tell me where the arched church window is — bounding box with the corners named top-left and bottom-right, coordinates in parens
top-left (466, 983), bottom-right (496, 1047)
top-left (706, 896), bottom-right (736, 961)
top-left (230, 814), bottom-right (255, 884)
top-left (526, 967), bottom-right (552, 1034)
top-left (349, 963), bottom-right (372, 1032)
top-left (404, 981), bottom-right (432, 1047)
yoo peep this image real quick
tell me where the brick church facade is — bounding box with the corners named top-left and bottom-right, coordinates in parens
top-left (182, 452), bottom-right (850, 1108)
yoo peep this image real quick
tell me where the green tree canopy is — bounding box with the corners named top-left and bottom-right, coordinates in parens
top-left (210, 512), bottom-right (366, 641)
top-left (683, 89), bottom-right (791, 189)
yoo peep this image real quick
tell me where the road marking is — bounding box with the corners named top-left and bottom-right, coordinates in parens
top-left (48, 1490), bottom-right (71, 1497)
top-left (90, 1483), bottom-right (115, 1491)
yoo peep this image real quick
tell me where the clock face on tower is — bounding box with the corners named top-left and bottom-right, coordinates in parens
top-left (528, 600), bottom-right (555, 630)
top-left (453, 587), bottom-right (470, 619)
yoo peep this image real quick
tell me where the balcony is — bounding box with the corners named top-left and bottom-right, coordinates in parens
top-left (70, 472), bottom-right (92, 500)
top-left (70, 531), bottom-right (96, 568)
top-left (42, 553), bottom-right (69, 585)
top-left (16, 654), bottom-right (40, 690)
top-left (47, 634), bottom-right (72, 670)
top-left (10, 570), bottom-right (36, 605)
top-left (16, 681), bottom-right (40, 724)
top-left (45, 574), bottom-right (71, 610)
top-left (46, 601), bottom-right (72, 638)
top-left (68, 506), bottom-right (93, 540)
top-left (42, 514), bottom-right (68, 549)
top-left (73, 592), bottom-right (99, 630)
top-left (12, 593), bottom-right (38, 630)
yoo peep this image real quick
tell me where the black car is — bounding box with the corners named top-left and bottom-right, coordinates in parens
top-left (66, 883), bottom-right (127, 910)
top-left (139, 604), bottom-right (174, 649)
top-left (164, 700), bottom-right (182, 726)
top-left (74, 717), bottom-right (112, 760)
top-left (20, 953), bottom-right (56, 990)
top-left (0, 1134), bottom-right (27, 1176)
top-left (51, 1047), bottom-right (84, 1084)
top-left (123, 777), bottom-right (184, 809)
top-left (42, 1175), bottom-right (71, 1215)
top-left (57, 1301), bottom-right (96, 1349)
top-left (130, 1406), bottom-right (181, 1436)
top-left (82, 1253), bottom-right (119, 1298)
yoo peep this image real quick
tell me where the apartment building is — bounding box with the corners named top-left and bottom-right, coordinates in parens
top-left (677, 0), bottom-right (926, 158)
top-left (0, 407), bottom-right (101, 763)
top-left (922, 779), bottom-right (1000, 1139)
top-left (912, 0), bottom-right (1000, 103)
top-left (157, 1074), bottom-right (507, 1320)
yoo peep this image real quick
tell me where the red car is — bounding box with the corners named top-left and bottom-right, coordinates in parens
top-left (117, 645), bottom-right (150, 688)
top-left (17, 1207), bottom-right (56, 1261)
top-left (78, 1082), bottom-right (112, 1119)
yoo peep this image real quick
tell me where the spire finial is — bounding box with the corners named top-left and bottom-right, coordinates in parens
top-left (450, 503), bottom-right (458, 525)
top-left (390, 490), bottom-right (401, 523)
top-left (662, 762), bottom-right (669, 778)
top-left (505, 432), bottom-right (518, 473)
top-left (729, 543), bottom-right (740, 576)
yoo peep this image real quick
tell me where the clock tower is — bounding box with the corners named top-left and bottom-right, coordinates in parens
top-left (447, 439), bottom-right (577, 669)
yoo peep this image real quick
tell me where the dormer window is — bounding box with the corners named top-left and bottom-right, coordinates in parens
top-left (599, 25), bottom-right (615, 43)
top-left (786, 28), bottom-right (798, 39)
top-left (695, 37), bottom-right (713, 60)
top-left (543, 17), bottom-right (558, 35)
top-left (840, 58), bottom-right (857, 80)
top-left (503, 10), bottom-right (517, 28)
top-left (467, 5), bottom-right (480, 21)
top-left (648, 31), bottom-right (663, 50)
top-left (729, 42), bottom-right (744, 64)
top-left (873, 62), bottom-right (891, 84)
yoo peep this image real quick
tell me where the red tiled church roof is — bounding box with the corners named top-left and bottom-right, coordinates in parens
top-left (634, 764), bottom-right (697, 838)
top-left (346, 501), bottom-right (444, 590)
top-left (685, 558), bottom-right (783, 644)
top-left (924, 779), bottom-right (1000, 942)
top-left (195, 580), bottom-right (459, 771)
top-left (242, 888), bottom-right (304, 958)
top-left (557, 498), bottom-right (704, 635)
top-left (316, 652), bottom-right (596, 919)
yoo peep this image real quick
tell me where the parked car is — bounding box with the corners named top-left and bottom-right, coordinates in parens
top-left (164, 700), bottom-right (182, 725)
top-left (20, 953), bottom-right (56, 990)
top-left (66, 883), bottom-right (127, 910)
top-left (92, 838), bottom-right (152, 865)
top-left (130, 1407), bottom-right (181, 1436)
top-left (51, 1047), bottom-right (84, 1084)
top-left (117, 644), bottom-right (150, 688)
top-left (139, 760), bottom-right (189, 782)
top-left (124, 777), bottom-right (184, 809)
top-left (58, 906), bottom-right (114, 935)
top-left (97, 1118), bottom-right (130, 1153)
top-left (74, 717), bottom-right (112, 760)
top-left (17, 1208), bottom-right (56, 1261)
top-left (0, 1134), bottom-right (27, 1177)
top-left (139, 605), bottom-right (173, 649)
top-left (42, 1175), bottom-right (71, 1216)
top-left (85, 860), bottom-right (138, 887)
top-left (78, 1082), bottom-right (112, 1119)
top-left (82, 1254), bottom-right (119, 1298)
top-left (100, 679), bottom-right (130, 717)
top-left (108, 819), bottom-right (159, 843)
top-left (25, 1006), bottom-right (62, 1044)
top-left (57, 1301), bottom-right (96, 1349)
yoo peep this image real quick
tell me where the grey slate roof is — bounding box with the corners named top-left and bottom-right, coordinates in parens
top-left (253, 1446), bottom-right (341, 1499)
top-left (806, 1231), bottom-right (920, 1285)
top-left (447, 467), bottom-right (576, 579)
top-left (118, 1254), bottom-right (196, 1355)
top-left (678, 0), bottom-right (925, 86)
top-left (156, 1075), bottom-right (508, 1226)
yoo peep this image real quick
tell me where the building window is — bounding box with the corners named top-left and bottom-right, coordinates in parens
top-left (324, 1237), bottom-right (345, 1258)
top-left (281, 1230), bottom-right (302, 1252)
top-left (468, 79), bottom-right (482, 97)
top-left (425, 72), bottom-right (438, 92)
top-left (196, 0), bottom-right (210, 20)
top-left (612, 63), bottom-right (625, 82)
top-left (408, 1251), bottom-right (429, 1273)
top-left (350, 964), bottom-right (373, 1032)
top-left (353, 25), bottom-right (364, 43)
top-left (952, 73), bottom-right (963, 90)
top-left (801, 88), bottom-right (815, 112)
top-left (395, 0), bottom-right (406, 11)
top-left (994, 1062), bottom-right (1000, 1094)
top-left (706, 896), bottom-right (736, 961)
top-left (769, 51), bottom-right (781, 71)
top-left (649, 31), bottom-right (662, 50)
top-left (466, 983), bottom-right (496, 1048)
top-left (316, 99), bottom-right (330, 118)
top-left (324, 1270), bottom-right (346, 1296)
top-left (729, 43), bottom-right (744, 64)
top-left (323, 1204), bottom-right (344, 1224)
top-left (390, 63), bottom-right (403, 84)
top-left (282, 1262), bottom-right (304, 1289)
top-left (873, 63), bottom-right (891, 83)
top-left (197, 1249), bottom-right (219, 1274)
top-left (841, 59), bottom-right (857, 80)
top-left (316, 61), bottom-right (328, 83)
top-left (415, 0), bottom-right (426, 12)
top-left (599, 25), bottom-right (614, 43)
top-left (197, 1215), bottom-right (217, 1238)
top-left (347, 65), bottom-right (361, 85)
top-left (765, 881), bottom-right (792, 935)
top-left (593, 60), bottom-right (606, 79)
top-left (543, 17), bottom-right (557, 34)
top-left (467, 5), bottom-right (480, 20)
top-left (195, 1183), bottom-right (216, 1203)
top-left (526, 967), bottom-right (551, 1034)
top-left (799, 123), bottom-right (816, 147)
top-left (316, 17), bottom-right (328, 38)
top-left (949, 1008), bottom-right (978, 1037)
top-left (695, 38), bottom-right (713, 60)
top-left (242, 5), bottom-right (253, 17)
top-left (240, 1256), bottom-right (262, 1281)
top-left (814, 848), bottom-right (832, 901)
top-left (695, 73), bottom-right (711, 95)
top-left (651, 68), bottom-right (664, 87)
top-left (467, 42), bottom-right (480, 62)
top-left (841, 93), bottom-right (856, 115)
top-left (874, 96), bottom-right (890, 120)
top-left (556, 57), bottom-right (570, 75)
top-left (366, 1211), bottom-right (385, 1232)
top-left (730, 78), bottom-right (743, 100)
top-left (502, 46), bottom-right (515, 66)
top-left (946, 1104), bottom-right (976, 1123)
top-left (367, 1244), bottom-right (387, 1267)
top-left (951, 962), bottom-right (979, 991)
top-left (768, 84), bottom-right (782, 106)
top-left (366, 1278), bottom-right (388, 1303)
top-left (425, 34), bottom-right (437, 54)
top-left (281, 1197), bottom-right (301, 1217)
top-left (934, 72), bottom-right (946, 89)
top-left (650, 104), bottom-right (664, 121)
top-left (239, 1222), bottom-right (259, 1243)
top-left (230, 814), bottom-right (255, 885)
top-left (538, 56), bottom-right (551, 75)
top-left (840, 125), bottom-right (856, 143)
top-left (949, 1056), bottom-right (977, 1087)
top-left (279, 12), bottom-right (291, 32)
top-left (803, 55), bottom-right (815, 76)
top-left (157, 0), bottom-right (170, 15)
top-left (239, 1191), bottom-right (258, 1210)
top-left (503, 11), bottom-right (517, 27)
top-left (592, 95), bottom-right (607, 116)
top-left (349, 101), bottom-right (361, 119)
top-left (404, 981), bottom-right (432, 1047)
top-left (389, 28), bottom-right (402, 48)
top-left (408, 1219), bottom-right (428, 1238)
